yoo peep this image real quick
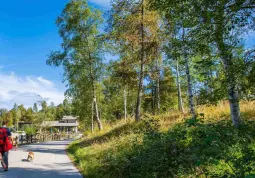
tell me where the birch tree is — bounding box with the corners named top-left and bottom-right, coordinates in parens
top-left (47, 0), bottom-right (103, 130)
top-left (182, 28), bottom-right (196, 118)
top-left (149, 0), bottom-right (255, 127)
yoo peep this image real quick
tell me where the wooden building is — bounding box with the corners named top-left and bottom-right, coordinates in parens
top-left (42, 116), bottom-right (79, 133)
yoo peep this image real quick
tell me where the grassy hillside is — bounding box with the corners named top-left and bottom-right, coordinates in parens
top-left (67, 101), bottom-right (255, 178)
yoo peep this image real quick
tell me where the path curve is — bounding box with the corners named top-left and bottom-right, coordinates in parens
top-left (0, 140), bottom-right (83, 178)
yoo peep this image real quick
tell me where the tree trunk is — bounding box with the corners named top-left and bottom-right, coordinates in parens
top-left (86, 36), bottom-right (103, 130)
top-left (184, 56), bottom-right (196, 118)
top-left (182, 27), bottom-right (196, 118)
top-left (229, 85), bottom-right (241, 127)
top-left (92, 82), bottom-right (103, 130)
top-left (217, 45), bottom-right (241, 128)
top-left (90, 62), bottom-right (103, 131)
top-left (135, 62), bottom-right (144, 121)
top-left (156, 80), bottom-right (160, 112)
top-left (91, 99), bottom-right (94, 132)
top-left (93, 96), bottom-right (102, 130)
top-left (176, 59), bottom-right (185, 113)
top-left (151, 86), bottom-right (155, 114)
top-left (124, 88), bottom-right (127, 121)
top-left (215, 10), bottom-right (241, 128)
top-left (135, 0), bottom-right (145, 122)
top-left (156, 59), bottom-right (160, 113)
top-left (208, 67), bottom-right (214, 94)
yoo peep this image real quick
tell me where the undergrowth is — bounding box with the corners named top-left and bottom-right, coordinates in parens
top-left (67, 101), bottom-right (255, 178)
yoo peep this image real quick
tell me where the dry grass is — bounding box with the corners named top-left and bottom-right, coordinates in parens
top-left (68, 101), bottom-right (255, 178)
top-left (85, 100), bottom-right (255, 137)
top-left (197, 100), bottom-right (255, 122)
top-left (84, 118), bottom-right (134, 140)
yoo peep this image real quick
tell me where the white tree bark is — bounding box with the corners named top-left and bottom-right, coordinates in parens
top-left (184, 56), bottom-right (196, 118)
top-left (87, 36), bottom-right (103, 130)
top-left (220, 55), bottom-right (241, 128)
top-left (93, 94), bottom-right (102, 130)
top-left (182, 27), bottom-right (196, 118)
top-left (91, 99), bottom-right (94, 132)
top-left (91, 78), bottom-right (103, 130)
top-left (215, 11), bottom-right (241, 128)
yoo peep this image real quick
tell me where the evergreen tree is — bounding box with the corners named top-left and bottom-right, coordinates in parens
top-left (160, 67), bottom-right (178, 112)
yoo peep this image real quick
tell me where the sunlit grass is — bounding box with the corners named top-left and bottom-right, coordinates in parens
top-left (68, 101), bottom-right (255, 178)
top-left (197, 100), bottom-right (255, 122)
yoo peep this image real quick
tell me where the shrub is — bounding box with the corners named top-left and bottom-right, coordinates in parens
top-left (24, 126), bottom-right (37, 135)
top-left (67, 102), bottom-right (255, 178)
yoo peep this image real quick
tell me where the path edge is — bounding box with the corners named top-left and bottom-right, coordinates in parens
top-left (65, 140), bottom-right (84, 178)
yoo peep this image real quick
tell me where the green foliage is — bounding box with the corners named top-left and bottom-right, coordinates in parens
top-left (102, 63), bottom-right (137, 121)
top-left (47, 0), bottom-right (104, 130)
top-left (24, 126), bottom-right (37, 135)
top-left (51, 127), bottom-right (58, 133)
top-left (159, 67), bottom-right (178, 111)
top-left (0, 100), bottom-right (74, 131)
top-left (68, 115), bottom-right (255, 178)
top-left (42, 0), bottom-right (255, 128)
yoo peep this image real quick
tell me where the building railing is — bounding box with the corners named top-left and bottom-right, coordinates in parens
top-left (13, 132), bottom-right (80, 146)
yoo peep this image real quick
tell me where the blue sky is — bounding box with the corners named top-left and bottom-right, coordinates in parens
top-left (0, 0), bottom-right (110, 109)
top-left (0, 0), bottom-right (254, 109)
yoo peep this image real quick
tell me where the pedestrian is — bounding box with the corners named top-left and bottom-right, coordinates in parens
top-left (0, 120), bottom-right (13, 171)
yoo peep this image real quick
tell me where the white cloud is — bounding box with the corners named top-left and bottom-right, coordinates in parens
top-left (37, 76), bottom-right (53, 86)
top-left (89, 0), bottom-right (111, 7)
top-left (0, 72), bottom-right (65, 110)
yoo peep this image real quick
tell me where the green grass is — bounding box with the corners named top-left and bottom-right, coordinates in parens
top-left (68, 102), bottom-right (255, 178)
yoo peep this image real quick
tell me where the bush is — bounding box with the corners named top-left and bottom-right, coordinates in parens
top-left (24, 126), bottom-right (37, 135)
top-left (67, 103), bottom-right (255, 178)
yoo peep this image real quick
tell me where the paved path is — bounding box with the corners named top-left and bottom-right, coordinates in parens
top-left (0, 140), bottom-right (83, 178)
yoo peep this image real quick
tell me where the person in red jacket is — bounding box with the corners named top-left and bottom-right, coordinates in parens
top-left (0, 120), bottom-right (13, 171)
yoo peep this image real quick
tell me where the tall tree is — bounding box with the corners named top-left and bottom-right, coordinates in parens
top-left (110, 60), bottom-right (137, 120)
top-left (33, 103), bottom-right (38, 113)
top-left (109, 0), bottom-right (162, 121)
top-left (149, 0), bottom-right (255, 127)
top-left (0, 108), bottom-right (8, 118)
top-left (155, 58), bottom-right (161, 113)
top-left (47, 0), bottom-right (104, 130)
top-left (193, 0), bottom-right (254, 127)
top-left (160, 67), bottom-right (178, 112)
top-left (41, 101), bottom-right (47, 113)
top-left (135, 0), bottom-right (145, 121)
top-left (182, 27), bottom-right (196, 118)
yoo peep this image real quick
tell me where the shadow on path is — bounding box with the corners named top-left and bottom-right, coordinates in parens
top-left (20, 140), bottom-right (74, 156)
top-left (7, 140), bottom-right (83, 178)
top-left (0, 167), bottom-right (82, 178)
